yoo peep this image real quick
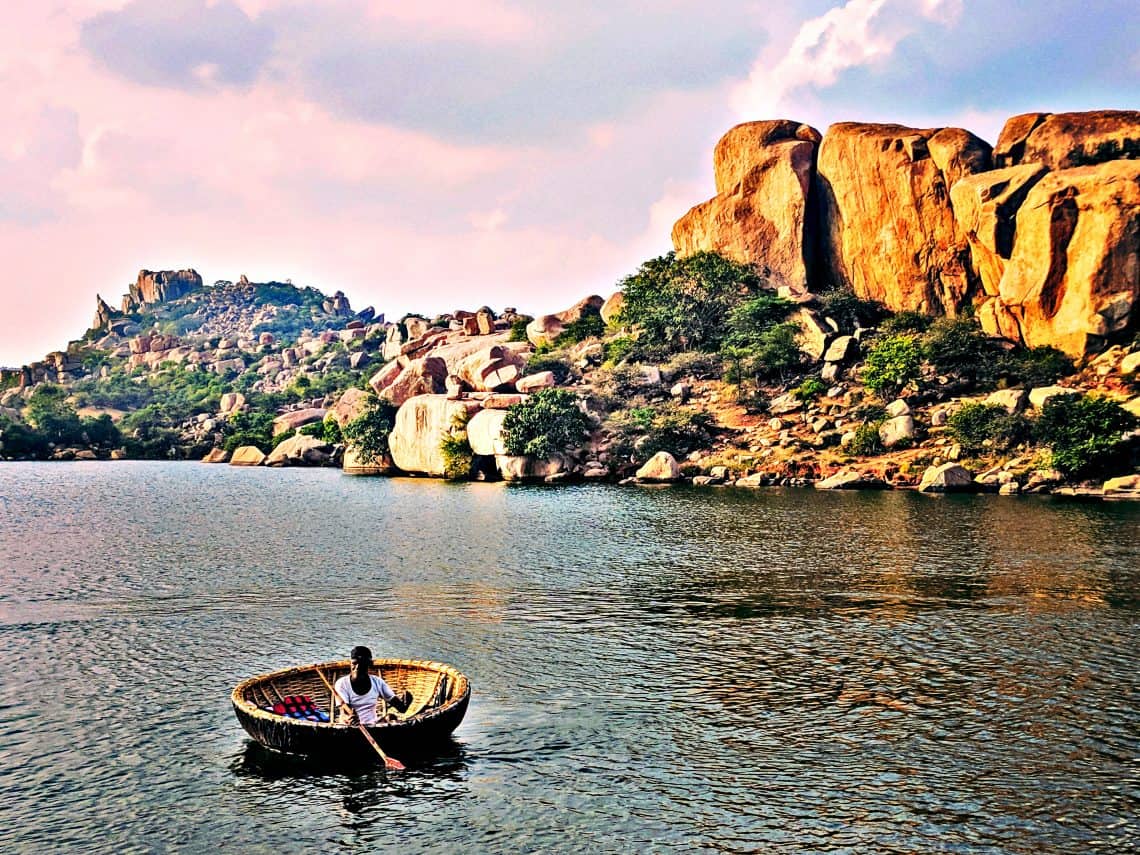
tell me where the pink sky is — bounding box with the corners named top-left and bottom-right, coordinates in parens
top-left (2, 0), bottom-right (1136, 366)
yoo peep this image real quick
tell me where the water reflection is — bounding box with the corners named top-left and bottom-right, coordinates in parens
top-left (0, 464), bottom-right (1136, 852)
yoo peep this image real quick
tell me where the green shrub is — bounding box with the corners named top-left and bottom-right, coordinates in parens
top-left (1035, 394), bottom-right (1138, 478)
top-left (342, 395), bottom-right (398, 465)
top-left (222, 411), bottom-right (276, 453)
top-left (661, 350), bottom-right (721, 380)
top-left (507, 318), bottom-right (531, 342)
top-left (862, 335), bottom-right (923, 397)
top-left (881, 311), bottom-right (932, 334)
top-left (440, 411), bottom-right (474, 480)
top-left (502, 388), bottom-right (590, 458)
top-left (817, 289), bottom-right (886, 331)
top-left (0, 414), bottom-right (49, 457)
top-left (523, 352), bottom-right (573, 384)
top-left (794, 377), bottom-right (828, 402)
top-left (846, 420), bottom-right (885, 456)
top-left (617, 251), bottom-right (762, 355)
top-left (721, 323), bottom-right (801, 384)
top-left (554, 308), bottom-right (605, 346)
top-left (1001, 346), bottom-right (1075, 388)
top-left (24, 385), bottom-right (83, 445)
top-left (604, 404), bottom-right (715, 466)
top-left (603, 336), bottom-right (636, 366)
top-left (923, 317), bottom-right (1004, 388)
top-left (947, 402), bottom-right (1032, 453)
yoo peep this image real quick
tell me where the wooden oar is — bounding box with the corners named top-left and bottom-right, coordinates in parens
top-left (315, 667), bottom-right (405, 771)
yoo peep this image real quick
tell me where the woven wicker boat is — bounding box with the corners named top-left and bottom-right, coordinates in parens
top-left (231, 658), bottom-right (470, 759)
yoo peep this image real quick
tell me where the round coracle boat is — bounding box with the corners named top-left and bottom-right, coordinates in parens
top-left (232, 658), bottom-right (470, 759)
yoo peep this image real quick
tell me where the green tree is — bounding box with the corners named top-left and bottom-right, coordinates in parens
top-left (1035, 395), bottom-right (1138, 478)
top-left (342, 395), bottom-right (398, 465)
top-left (502, 388), bottom-right (590, 458)
top-left (862, 335), bottom-right (923, 397)
top-left (25, 385), bottom-right (83, 445)
top-left (618, 251), bottom-right (762, 355)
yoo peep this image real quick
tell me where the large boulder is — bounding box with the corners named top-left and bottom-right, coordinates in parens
top-left (272, 408), bottom-right (327, 436)
top-left (342, 446), bottom-right (395, 475)
top-left (466, 408), bottom-right (509, 456)
top-left (878, 415), bottom-right (915, 448)
top-left (526, 296), bottom-right (604, 347)
top-left (995, 110), bottom-right (1140, 171)
top-left (600, 291), bottom-right (624, 325)
top-left (817, 123), bottom-right (991, 315)
top-left (672, 120), bottom-right (821, 291)
top-left (122, 269), bottom-right (201, 311)
top-left (388, 395), bottom-right (481, 476)
top-left (219, 392), bottom-right (246, 415)
top-left (979, 160), bottom-right (1139, 357)
top-left (950, 164), bottom-right (1048, 296)
top-left (201, 448), bottom-right (229, 464)
top-left (373, 356), bottom-right (448, 405)
top-left (229, 446), bottom-right (266, 466)
top-left (635, 451), bottom-right (681, 482)
top-left (815, 469), bottom-right (888, 490)
top-left (265, 434), bottom-right (331, 466)
top-left (329, 387), bottom-right (372, 427)
top-left (495, 453), bottom-right (568, 481)
top-left (917, 463), bottom-right (975, 493)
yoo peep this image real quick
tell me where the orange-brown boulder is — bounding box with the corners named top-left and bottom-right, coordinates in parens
top-left (817, 122), bottom-right (991, 315)
top-left (981, 160), bottom-right (1139, 357)
top-left (950, 163), bottom-right (1048, 296)
top-left (672, 120), bottom-right (820, 291)
top-left (996, 110), bottom-right (1140, 171)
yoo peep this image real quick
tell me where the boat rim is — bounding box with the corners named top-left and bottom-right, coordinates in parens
top-left (231, 657), bottom-right (470, 730)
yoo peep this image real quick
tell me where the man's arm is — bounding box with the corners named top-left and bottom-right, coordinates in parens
top-left (375, 676), bottom-right (412, 713)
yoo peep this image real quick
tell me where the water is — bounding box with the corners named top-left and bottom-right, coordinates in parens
top-left (1, 462), bottom-right (1137, 853)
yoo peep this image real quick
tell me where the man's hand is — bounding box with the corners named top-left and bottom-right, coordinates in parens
top-left (393, 690), bottom-right (413, 713)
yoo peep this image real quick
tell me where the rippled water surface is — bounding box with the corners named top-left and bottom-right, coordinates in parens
top-left (1, 462), bottom-right (1138, 853)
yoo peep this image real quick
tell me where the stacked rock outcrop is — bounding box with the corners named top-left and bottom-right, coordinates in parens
top-left (673, 110), bottom-right (1139, 358)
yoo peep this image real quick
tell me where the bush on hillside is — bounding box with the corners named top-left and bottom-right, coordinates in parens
top-left (1001, 346), bottom-right (1075, 388)
top-left (222, 410), bottom-right (277, 453)
top-left (554, 308), bottom-right (605, 346)
top-left (817, 289), bottom-right (886, 332)
top-left (439, 410), bottom-right (474, 481)
top-left (1035, 394), bottom-right (1138, 478)
top-left (617, 251), bottom-right (762, 356)
top-left (845, 420), bottom-right (886, 456)
top-left (862, 335), bottom-right (923, 397)
top-left (501, 388), bottom-right (590, 458)
top-left (947, 402), bottom-right (1032, 453)
top-left (881, 311), bottom-right (932, 334)
top-left (604, 404), bottom-right (715, 467)
top-left (923, 317), bottom-right (1005, 388)
top-left (342, 395), bottom-right (398, 465)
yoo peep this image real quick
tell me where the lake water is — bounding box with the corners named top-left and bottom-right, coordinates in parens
top-left (1, 462), bottom-right (1137, 853)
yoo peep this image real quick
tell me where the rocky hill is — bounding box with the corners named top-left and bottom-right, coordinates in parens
top-left (1, 109), bottom-right (1137, 499)
top-left (672, 109), bottom-right (1139, 358)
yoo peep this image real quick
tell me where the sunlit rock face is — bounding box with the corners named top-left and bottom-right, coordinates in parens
top-left (670, 109), bottom-right (1139, 357)
top-left (979, 161), bottom-right (1140, 357)
top-left (121, 269), bottom-right (202, 312)
top-left (817, 122), bottom-right (991, 316)
top-left (672, 120), bottom-right (821, 293)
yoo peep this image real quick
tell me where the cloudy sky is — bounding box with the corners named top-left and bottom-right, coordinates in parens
top-left (1, 0), bottom-right (1137, 366)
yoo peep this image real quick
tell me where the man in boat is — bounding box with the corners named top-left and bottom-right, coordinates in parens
top-left (334, 646), bottom-right (412, 725)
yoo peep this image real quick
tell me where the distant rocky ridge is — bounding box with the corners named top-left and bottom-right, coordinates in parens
top-left (673, 109), bottom-right (1139, 358)
top-left (2, 108), bottom-right (1138, 500)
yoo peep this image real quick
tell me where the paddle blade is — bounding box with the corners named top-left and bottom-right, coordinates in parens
top-left (385, 756), bottom-right (406, 771)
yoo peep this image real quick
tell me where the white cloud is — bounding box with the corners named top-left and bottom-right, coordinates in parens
top-left (731, 0), bottom-right (963, 123)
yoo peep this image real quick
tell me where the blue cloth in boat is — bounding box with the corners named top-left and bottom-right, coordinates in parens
top-left (265, 695), bottom-right (330, 722)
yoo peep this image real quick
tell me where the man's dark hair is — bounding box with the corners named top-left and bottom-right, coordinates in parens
top-left (350, 645), bottom-right (372, 662)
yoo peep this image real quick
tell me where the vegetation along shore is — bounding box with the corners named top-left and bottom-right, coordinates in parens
top-left (2, 110), bottom-right (1138, 500)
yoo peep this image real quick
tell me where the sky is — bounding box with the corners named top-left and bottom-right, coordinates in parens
top-left (1, 0), bottom-right (1137, 366)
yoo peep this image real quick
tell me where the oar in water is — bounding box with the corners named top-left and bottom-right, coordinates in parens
top-left (315, 668), bottom-right (406, 771)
